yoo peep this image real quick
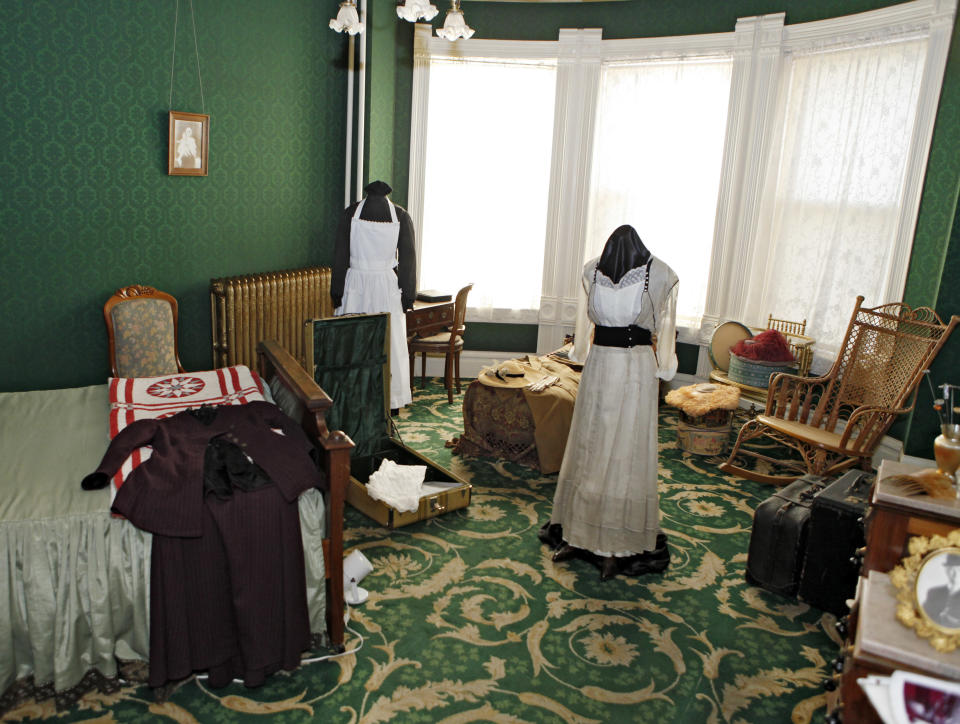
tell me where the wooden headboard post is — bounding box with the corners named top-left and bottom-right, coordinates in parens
top-left (257, 339), bottom-right (354, 651)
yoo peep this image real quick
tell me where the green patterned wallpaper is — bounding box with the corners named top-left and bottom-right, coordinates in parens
top-left (906, 188), bottom-right (960, 457)
top-left (3, 0), bottom-right (957, 419)
top-left (0, 0), bottom-right (348, 391)
top-left (904, 12), bottom-right (960, 311)
top-left (901, 10), bottom-right (960, 456)
top-left (367, 0), bottom-right (407, 203)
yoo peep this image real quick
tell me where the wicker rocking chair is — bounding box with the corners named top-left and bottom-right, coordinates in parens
top-left (719, 296), bottom-right (958, 486)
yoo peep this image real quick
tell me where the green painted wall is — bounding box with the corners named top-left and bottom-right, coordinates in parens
top-left (0, 0), bottom-right (348, 392)
top-left (463, 323), bottom-right (539, 354)
top-left (456, 0), bottom-right (907, 41)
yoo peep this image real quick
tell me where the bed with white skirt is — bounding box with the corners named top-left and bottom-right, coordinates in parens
top-left (0, 341), bottom-right (348, 712)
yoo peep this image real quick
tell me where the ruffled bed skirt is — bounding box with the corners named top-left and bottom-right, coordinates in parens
top-left (0, 488), bottom-right (327, 712)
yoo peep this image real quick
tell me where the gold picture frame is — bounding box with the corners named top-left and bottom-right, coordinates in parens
top-left (891, 530), bottom-right (960, 653)
top-left (168, 111), bottom-right (209, 176)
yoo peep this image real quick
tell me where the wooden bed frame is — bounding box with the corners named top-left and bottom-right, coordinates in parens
top-left (257, 339), bottom-right (352, 650)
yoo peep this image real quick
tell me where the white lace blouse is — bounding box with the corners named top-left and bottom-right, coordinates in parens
top-left (575, 257), bottom-right (679, 381)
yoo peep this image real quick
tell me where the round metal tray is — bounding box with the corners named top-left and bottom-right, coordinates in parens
top-left (709, 320), bottom-right (753, 372)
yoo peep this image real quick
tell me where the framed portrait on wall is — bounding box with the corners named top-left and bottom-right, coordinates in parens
top-left (168, 111), bottom-right (209, 176)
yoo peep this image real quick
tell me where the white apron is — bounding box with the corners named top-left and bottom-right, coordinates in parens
top-left (335, 199), bottom-right (413, 409)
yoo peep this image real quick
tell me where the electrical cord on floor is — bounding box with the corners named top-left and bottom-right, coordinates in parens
top-left (193, 606), bottom-right (365, 683)
top-left (300, 613), bottom-right (365, 664)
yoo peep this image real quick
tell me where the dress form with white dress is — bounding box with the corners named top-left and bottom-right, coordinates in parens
top-left (550, 255), bottom-right (678, 557)
top-left (334, 198), bottom-right (413, 409)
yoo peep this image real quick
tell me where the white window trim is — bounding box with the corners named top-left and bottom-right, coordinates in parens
top-left (409, 24), bottom-right (738, 347)
top-left (408, 0), bottom-right (955, 359)
top-left (696, 0), bottom-right (955, 377)
top-left (409, 24), bottom-right (561, 329)
top-left (538, 28), bottom-right (603, 354)
top-left (699, 13), bottom-right (786, 352)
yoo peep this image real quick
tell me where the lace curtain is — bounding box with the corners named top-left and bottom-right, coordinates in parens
top-left (409, 4), bottom-right (951, 354)
top-left (585, 57), bottom-right (733, 332)
top-left (418, 57), bottom-right (556, 323)
top-left (745, 36), bottom-right (928, 368)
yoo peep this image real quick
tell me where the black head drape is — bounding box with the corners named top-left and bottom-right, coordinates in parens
top-left (597, 225), bottom-right (651, 283)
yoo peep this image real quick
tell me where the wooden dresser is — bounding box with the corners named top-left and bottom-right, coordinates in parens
top-left (830, 459), bottom-right (960, 723)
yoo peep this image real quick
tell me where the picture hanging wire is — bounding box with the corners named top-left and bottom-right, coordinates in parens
top-left (168, 0), bottom-right (206, 112)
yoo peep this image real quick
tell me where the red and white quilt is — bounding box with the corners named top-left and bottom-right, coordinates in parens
top-left (108, 365), bottom-right (266, 495)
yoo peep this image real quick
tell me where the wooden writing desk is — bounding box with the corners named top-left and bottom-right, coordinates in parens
top-left (406, 299), bottom-right (454, 339)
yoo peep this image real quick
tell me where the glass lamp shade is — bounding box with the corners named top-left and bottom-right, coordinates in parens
top-left (330, 1), bottom-right (364, 34)
top-left (935, 423), bottom-right (960, 487)
top-left (396, 0), bottom-right (438, 22)
top-left (436, 7), bottom-right (474, 40)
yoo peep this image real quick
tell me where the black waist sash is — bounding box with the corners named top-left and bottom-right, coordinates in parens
top-left (593, 324), bottom-right (652, 348)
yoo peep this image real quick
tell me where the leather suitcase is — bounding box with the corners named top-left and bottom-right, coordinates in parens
top-left (798, 469), bottom-right (873, 615)
top-left (746, 474), bottom-right (827, 598)
top-left (305, 313), bottom-right (471, 529)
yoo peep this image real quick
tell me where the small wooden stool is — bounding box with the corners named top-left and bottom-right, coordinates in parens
top-left (665, 383), bottom-right (740, 456)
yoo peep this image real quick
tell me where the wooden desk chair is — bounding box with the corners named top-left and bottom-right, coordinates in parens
top-left (720, 296), bottom-right (958, 486)
top-left (408, 283), bottom-right (472, 404)
top-left (103, 284), bottom-right (185, 377)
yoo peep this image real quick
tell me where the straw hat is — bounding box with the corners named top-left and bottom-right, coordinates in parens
top-left (478, 359), bottom-right (538, 388)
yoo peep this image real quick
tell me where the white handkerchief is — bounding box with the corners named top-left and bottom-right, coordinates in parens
top-left (366, 459), bottom-right (427, 513)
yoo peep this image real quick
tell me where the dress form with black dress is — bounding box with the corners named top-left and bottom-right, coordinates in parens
top-left (82, 402), bottom-right (325, 689)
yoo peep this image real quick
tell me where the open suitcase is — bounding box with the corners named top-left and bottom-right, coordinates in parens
top-left (304, 313), bottom-right (471, 528)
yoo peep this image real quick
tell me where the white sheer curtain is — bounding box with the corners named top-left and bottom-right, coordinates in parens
top-left (408, 4), bottom-right (952, 365)
top-left (585, 57), bottom-right (733, 333)
top-left (745, 36), bottom-right (929, 366)
top-left (418, 57), bottom-right (557, 322)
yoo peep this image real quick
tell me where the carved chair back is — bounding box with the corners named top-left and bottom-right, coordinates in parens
top-left (104, 285), bottom-right (185, 378)
top-left (769, 296), bottom-right (958, 453)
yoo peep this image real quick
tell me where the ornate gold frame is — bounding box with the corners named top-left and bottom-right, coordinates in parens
top-left (891, 530), bottom-right (960, 653)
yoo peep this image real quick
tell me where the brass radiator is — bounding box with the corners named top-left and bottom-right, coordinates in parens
top-left (210, 266), bottom-right (333, 369)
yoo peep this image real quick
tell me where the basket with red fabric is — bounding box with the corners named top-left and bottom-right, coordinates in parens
top-left (727, 329), bottom-right (798, 389)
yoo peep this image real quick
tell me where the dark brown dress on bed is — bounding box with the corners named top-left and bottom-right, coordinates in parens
top-left (83, 402), bottom-right (326, 689)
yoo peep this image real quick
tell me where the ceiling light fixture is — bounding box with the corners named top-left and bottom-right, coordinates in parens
top-left (436, 0), bottom-right (474, 41)
top-left (329, 0), bottom-right (364, 34)
top-left (396, 0), bottom-right (438, 22)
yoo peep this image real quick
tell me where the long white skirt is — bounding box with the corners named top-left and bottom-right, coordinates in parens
top-left (337, 267), bottom-right (412, 409)
top-left (550, 344), bottom-right (660, 555)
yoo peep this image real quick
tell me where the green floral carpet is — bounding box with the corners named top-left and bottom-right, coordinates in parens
top-left (9, 380), bottom-right (841, 723)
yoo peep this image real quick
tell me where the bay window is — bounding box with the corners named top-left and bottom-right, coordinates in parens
top-left (408, 0), bottom-right (954, 367)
